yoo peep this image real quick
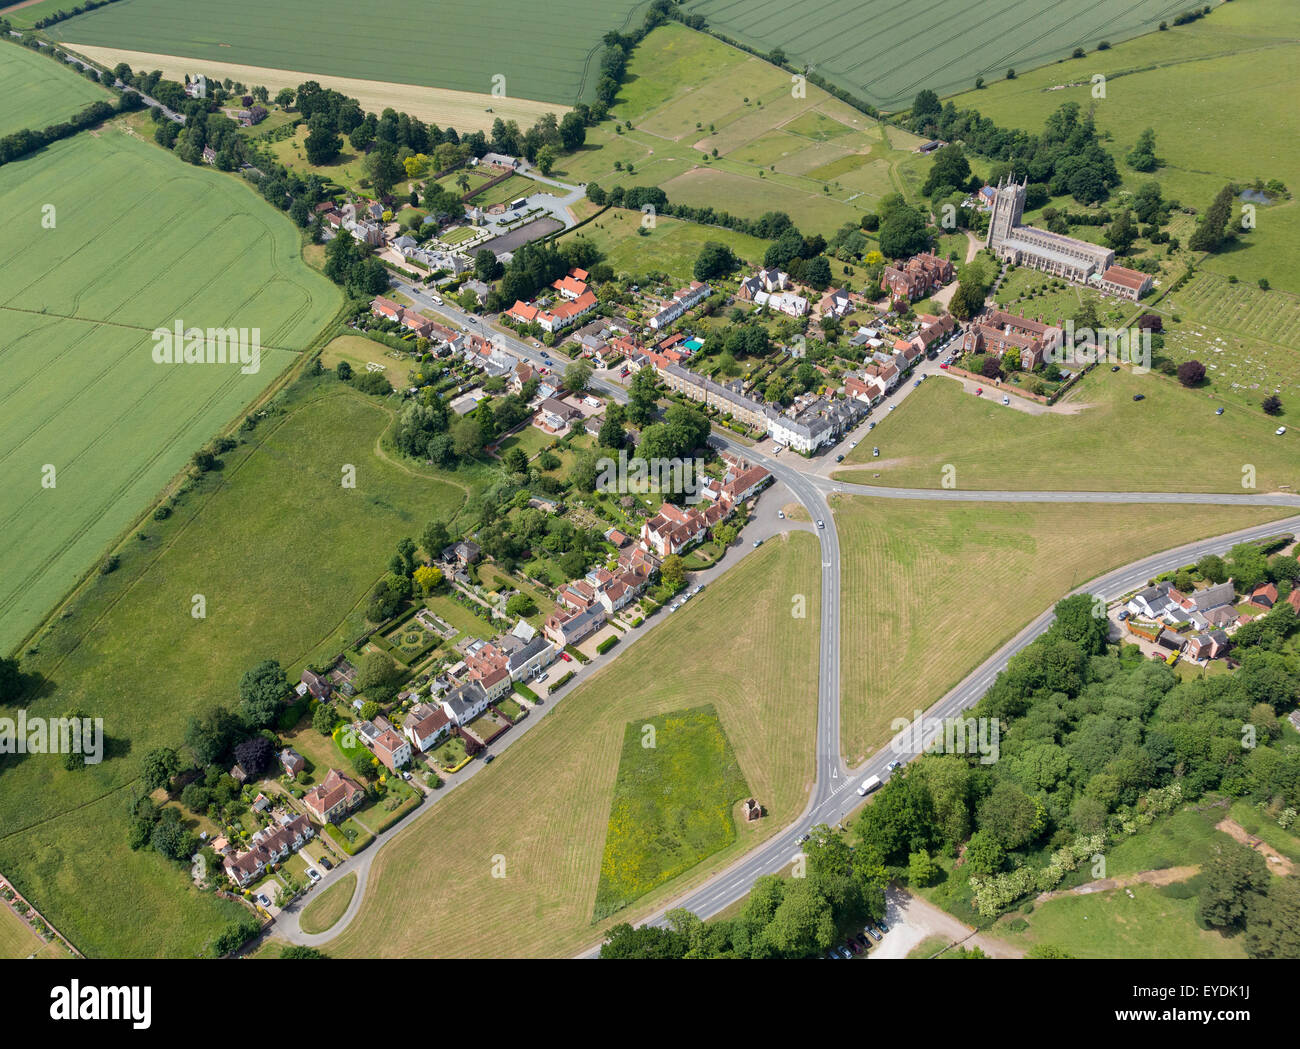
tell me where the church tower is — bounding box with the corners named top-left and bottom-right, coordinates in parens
top-left (985, 174), bottom-right (1026, 252)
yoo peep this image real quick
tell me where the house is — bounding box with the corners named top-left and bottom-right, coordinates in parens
top-left (442, 681), bottom-right (490, 726)
top-left (737, 268), bottom-right (787, 301)
top-left (506, 635), bottom-right (557, 681)
top-left (536, 397), bottom-right (583, 433)
top-left (299, 668), bottom-right (332, 700)
top-left (201, 146), bottom-right (217, 165)
top-left (648, 281), bottom-right (712, 330)
top-left (1127, 582), bottom-right (1178, 619)
top-left (753, 289), bottom-right (808, 317)
top-left (1096, 265), bottom-right (1152, 302)
top-left (720, 464), bottom-right (772, 506)
top-left (544, 603), bottom-right (607, 647)
top-left (818, 288), bottom-right (855, 319)
top-left (881, 253), bottom-right (955, 302)
top-left (960, 310), bottom-right (1063, 371)
top-left (604, 527), bottom-right (629, 547)
top-left (223, 813), bottom-right (314, 888)
top-left (1247, 582), bottom-right (1278, 610)
top-left (641, 502), bottom-right (709, 557)
top-left (278, 748), bottom-right (305, 778)
top-left (302, 769), bottom-right (365, 824)
top-left (369, 727), bottom-right (412, 771)
top-left (445, 540), bottom-right (481, 566)
top-left (402, 703), bottom-right (452, 753)
top-left (1186, 630), bottom-right (1229, 661)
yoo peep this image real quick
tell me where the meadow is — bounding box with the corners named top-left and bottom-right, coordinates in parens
top-left (593, 705), bottom-right (749, 920)
top-left (0, 38), bottom-right (111, 137)
top-left (947, 0), bottom-right (1300, 290)
top-left (834, 497), bottom-right (1292, 761)
top-left (836, 369), bottom-right (1300, 494)
top-left (551, 24), bottom-right (932, 236)
top-left (0, 128), bottom-right (339, 654)
top-left (326, 531), bottom-right (821, 958)
top-left (0, 377), bottom-right (476, 957)
top-left (684, 0), bottom-right (1184, 111)
top-left (52, 0), bottom-right (650, 104)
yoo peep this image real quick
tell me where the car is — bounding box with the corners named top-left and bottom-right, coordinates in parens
top-left (887, 760), bottom-right (903, 771)
top-left (1133, 393), bottom-right (1145, 401)
top-left (838, 946), bottom-right (853, 959)
top-left (1216, 407), bottom-right (1225, 415)
top-left (540, 351), bottom-right (550, 359)
top-left (319, 857), bottom-right (333, 871)
top-left (939, 362), bottom-right (949, 369)
top-left (693, 585), bottom-right (704, 595)
top-left (429, 294), bottom-right (443, 305)
top-left (855, 933), bottom-right (870, 949)
top-left (483, 753), bottom-right (495, 763)
top-left (868, 421), bottom-right (876, 430)
top-left (835, 454), bottom-right (845, 462)
top-left (1111, 365), bottom-right (1120, 372)
top-left (535, 671), bottom-right (549, 683)
top-left (307, 867), bottom-right (320, 882)
top-left (778, 510), bottom-right (785, 520)
top-left (849, 441), bottom-right (857, 449)
top-left (668, 603), bottom-right (678, 612)
top-left (402, 770), bottom-right (412, 781)
top-left (913, 378), bottom-right (921, 387)
top-left (888, 404), bottom-right (895, 412)
top-left (863, 924), bottom-right (881, 942)
top-left (875, 919), bottom-right (890, 935)
top-left (797, 833), bottom-right (811, 845)
top-left (872, 447), bottom-right (879, 457)
top-left (816, 520), bottom-right (825, 529)
top-left (256, 894), bottom-right (272, 908)
top-left (1002, 396), bottom-right (1010, 405)
top-left (1118, 609), bottom-right (1131, 621)
top-left (560, 651), bottom-right (572, 662)
top-left (1276, 426), bottom-right (1288, 435)
top-left (753, 538), bottom-right (762, 547)
top-left (975, 387), bottom-right (983, 396)
top-left (847, 939), bottom-right (862, 955)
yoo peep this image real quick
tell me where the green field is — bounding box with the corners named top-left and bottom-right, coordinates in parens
top-left (299, 873), bottom-right (356, 935)
top-left (836, 369), bottom-right (1300, 494)
top-left (947, 0), bottom-right (1300, 290)
top-left (51, 0), bottom-right (652, 104)
top-left (685, 0), bottom-right (1202, 112)
top-left (0, 128), bottom-right (340, 653)
top-left (0, 39), bottom-right (112, 137)
top-left (558, 207), bottom-right (771, 282)
top-left (593, 705), bottom-right (749, 920)
top-left (0, 378), bottom-right (476, 957)
top-left (326, 531), bottom-right (821, 958)
top-left (551, 24), bottom-right (932, 235)
top-left (835, 497), bottom-right (1292, 761)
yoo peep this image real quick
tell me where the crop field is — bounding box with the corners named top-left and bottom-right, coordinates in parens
top-left (0, 39), bottom-right (111, 138)
top-left (947, 0), bottom-right (1300, 290)
top-left (552, 24), bottom-right (933, 235)
top-left (593, 705), bottom-right (749, 920)
top-left (836, 369), bottom-right (1300, 494)
top-left (685, 0), bottom-right (1197, 112)
top-left (325, 531), bottom-right (821, 958)
top-left (0, 129), bottom-right (340, 653)
top-left (0, 377), bottom-right (477, 957)
top-left (53, 0), bottom-right (651, 105)
top-left (557, 206), bottom-right (771, 282)
top-left (834, 498), bottom-right (1293, 761)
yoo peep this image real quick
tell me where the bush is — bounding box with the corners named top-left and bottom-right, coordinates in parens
top-left (596, 636), bottom-right (619, 655)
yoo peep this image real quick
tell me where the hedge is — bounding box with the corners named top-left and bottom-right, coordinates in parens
top-left (595, 636), bottom-right (619, 655)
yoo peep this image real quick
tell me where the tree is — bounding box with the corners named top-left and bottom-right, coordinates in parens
top-left (977, 780), bottom-right (1044, 850)
top-left (1188, 184), bottom-right (1235, 253)
top-left (1198, 840), bottom-right (1269, 928)
top-left (0, 656), bottom-right (22, 704)
top-left (312, 702), bottom-right (336, 735)
top-left (502, 446), bottom-right (529, 474)
top-left (1176, 359), bottom-right (1206, 386)
top-left (564, 360), bottom-right (593, 394)
top-left (451, 415), bottom-right (483, 457)
top-left (1104, 208), bottom-right (1137, 253)
top-left (963, 828), bottom-right (1005, 876)
top-left (336, 360), bottom-right (353, 381)
top-left (474, 248), bottom-right (502, 282)
top-left (184, 705), bottom-right (238, 766)
top-left (281, 945), bottom-right (327, 959)
top-left (141, 747), bottom-right (181, 792)
top-left (506, 593), bottom-right (538, 618)
top-left (626, 368), bottom-right (659, 425)
top-left (413, 564), bottom-right (444, 594)
top-left (239, 660), bottom-right (289, 728)
top-left (877, 203), bottom-right (931, 259)
top-left (1197, 553), bottom-right (1227, 584)
top-left (356, 652), bottom-right (401, 704)
top-left (559, 111), bottom-right (586, 151)
top-left (600, 923), bottom-right (689, 959)
top-left (234, 735), bottom-right (274, 779)
top-left (921, 144), bottom-right (971, 198)
top-left (1228, 542), bottom-right (1270, 592)
top-left (1050, 593), bottom-right (1110, 655)
top-left (303, 113), bottom-right (341, 165)
top-left (421, 520), bottom-right (451, 559)
top-left (907, 849), bottom-right (938, 887)
top-left (694, 241), bottom-right (739, 281)
top-left (661, 554), bottom-right (686, 592)
top-left (1126, 127), bottom-right (1158, 172)
top-left (1262, 394), bottom-right (1283, 415)
top-left (1244, 877), bottom-right (1300, 958)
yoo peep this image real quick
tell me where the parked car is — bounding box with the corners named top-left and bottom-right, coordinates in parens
top-left (1277, 426), bottom-right (1288, 435)
top-left (778, 510), bottom-right (786, 520)
top-left (1002, 395), bottom-right (1010, 405)
top-left (836, 454), bottom-right (844, 462)
top-left (535, 671), bottom-right (549, 682)
top-left (838, 946), bottom-right (853, 959)
top-left (863, 924), bottom-right (881, 942)
top-left (888, 404), bottom-right (895, 412)
top-left (1118, 609), bottom-right (1130, 620)
top-left (913, 379), bottom-right (921, 387)
top-left (753, 538), bottom-right (762, 547)
top-left (1133, 393), bottom-right (1145, 401)
top-left (875, 919), bottom-right (890, 935)
top-left (939, 362), bottom-right (949, 369)
top-left (847, 939), bottom-right (862, 955)
top-left (872, 447), bottom-right (879, 457)
top-left (1216, 407), bottom-right (1225, 415)
top-left (975, 387), bottom-right (983, 396)
top-left (319, 857), bottom-right (333, 871)
top-left (693, 585), bottom-right (704, 595)
top-left (560, 651), bottom-right (572, 662)
top-left (402, 770), bottom-right (412, 781)
top-left (855, 933), bottom-right (870, 949)
top-left (307, 867), bottom-right (320, 883)
top-left (1111, 365), bottom-right (1120, 372)
top-left (256, 894), bottom-right (272, 908)
top-left (484, 753), bottom-right (495, 763)
top-left (797, 833), bottom-right (811, 845)
top-left (868, 421), bottom-right (876, 430)
top-left (849, 441), bottom-right (857, 448)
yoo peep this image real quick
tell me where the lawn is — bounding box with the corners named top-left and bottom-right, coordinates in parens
top-left (593, 705), bottom-right (749, 920)
top-left (834, 497), bottom-right (1294, 760)
top-left (320, 334), bottom-right (413, 382)
top-left (53, 0), bottom-right (649, 104)
top-left (0, 38), bottom-right (112, 138)
top-left (686, 0), bottom-right (1197, 112)
top-left (0, 379), bottom-right (478, 958)
top-left (468, 174), bottom-right (537, 208)
top-left (836, 368), bottom-right (1300, 494)
top-left (0, 903), bottom-right (60, 959)
top-left (324, 530), bottom-right (821, 958)
top-left (0, 128), bottom-right (340, 653)
top-left (946, 0), bottom-right (1300, 291)
top-left (299, 873), bottom-right (356, 935)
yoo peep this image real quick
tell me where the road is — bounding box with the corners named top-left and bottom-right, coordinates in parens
top-left (293, 278), bottom-right (1300, 955)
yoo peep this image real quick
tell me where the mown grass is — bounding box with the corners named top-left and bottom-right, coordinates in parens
top-left (299, 873), bottom-right (356, 935)
top-left (325, 530), bottom-right (821, 958)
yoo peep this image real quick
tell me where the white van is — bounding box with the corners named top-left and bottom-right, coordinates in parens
top-left (856, 774), bottom-right (882, 796)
